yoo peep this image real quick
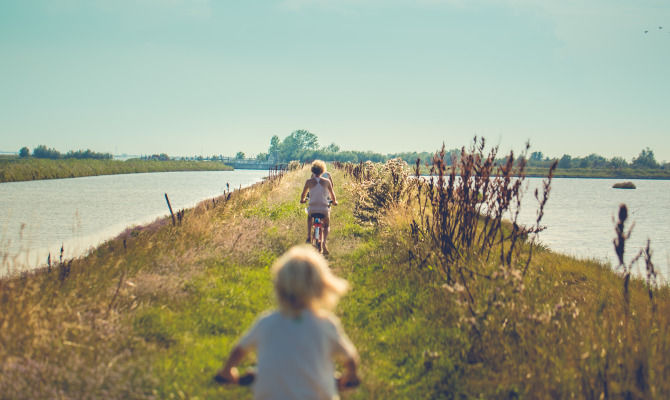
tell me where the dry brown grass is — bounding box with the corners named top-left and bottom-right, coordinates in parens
top-left (0, 168), bottom-right (300, 399)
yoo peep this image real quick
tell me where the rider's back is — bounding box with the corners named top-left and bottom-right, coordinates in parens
top-left (308, 176), bottom-right (330, 214)
top-left (238, 309), bottom-right (355, 400)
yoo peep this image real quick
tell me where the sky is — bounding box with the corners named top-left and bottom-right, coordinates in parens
top-left (1, 0), bottom-right (669, 161)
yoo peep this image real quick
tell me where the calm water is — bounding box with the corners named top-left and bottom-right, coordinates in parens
top-left (517, 178), bottom-right (670, 279)
top-left (2, 173), bottom-right (668, 279)
top-left (1, 170), bottom-right (267, 275)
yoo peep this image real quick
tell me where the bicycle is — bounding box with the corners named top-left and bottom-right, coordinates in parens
top-left (213, 368), bottom-right (256, 386)
top-left (310, 212), bottom-right (326, 253)
top-left (214, 368), bottom-right (360, 390)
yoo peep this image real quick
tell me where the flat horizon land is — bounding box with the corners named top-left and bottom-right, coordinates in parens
top-left (2, 152), bottom-right (670, 184)
top-left (1, 160), bottom-right (669, 399)
top-left (0, 156), bottom-right (233, 183)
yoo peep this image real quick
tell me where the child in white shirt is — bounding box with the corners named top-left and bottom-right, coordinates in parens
top-left (215, 245), bottom-right (360, 399)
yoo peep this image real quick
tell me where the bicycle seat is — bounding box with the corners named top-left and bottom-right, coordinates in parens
top-left (311, 213), bottom-right (326, 219)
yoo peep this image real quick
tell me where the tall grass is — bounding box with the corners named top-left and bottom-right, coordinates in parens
top-left (3, 153), bottom-right (669, 398)
top-left (0, 167), bottom-right (293, 399)
top-left (335, 138), bottom-right (670, 398)
top-left (0, 158), bottom-right (233, 183)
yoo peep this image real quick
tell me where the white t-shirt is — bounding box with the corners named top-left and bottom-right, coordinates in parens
top-left (237, 309), bottom-right (358, 400)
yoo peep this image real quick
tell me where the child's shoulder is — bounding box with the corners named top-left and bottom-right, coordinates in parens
top-left (253, 309), bottom-right (281, 326)
top-left (310, 310), bottom-right (341, 327)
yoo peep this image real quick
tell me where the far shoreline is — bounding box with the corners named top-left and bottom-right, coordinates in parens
top-left (0, 158), bottom-right (236, 184)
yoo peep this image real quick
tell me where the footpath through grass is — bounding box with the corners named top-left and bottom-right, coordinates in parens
top-left (1, 165), bottom-right (669, 399)
top-left (0, 157), bottom-right (233, 183)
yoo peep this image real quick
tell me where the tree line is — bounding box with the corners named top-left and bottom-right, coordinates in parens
top-left (19, 145), bottom-right (113, 160)
top-left (252, 130), bottom-right (668, 170)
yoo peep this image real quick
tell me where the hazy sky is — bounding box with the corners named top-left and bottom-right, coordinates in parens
top-left (1, 0), bottom-right (669, 160)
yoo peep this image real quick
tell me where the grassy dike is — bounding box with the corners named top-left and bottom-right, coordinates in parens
top-left (0, 157), bottom-right (233, 183)
top-left (1, 165), bottom-right (669, 399)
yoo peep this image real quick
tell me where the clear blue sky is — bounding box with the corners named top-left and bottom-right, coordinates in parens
top-left (1, 0), bottom-right (668, 161)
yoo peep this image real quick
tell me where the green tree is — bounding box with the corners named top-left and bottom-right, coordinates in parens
top-left (269, 135), bottom-right (281, 162)
top-left (584, 153), bottom-right (607, 168)
top-left (632, 147), bottom-right (659, 168)
top-left (149, 153), bottom-right (170, 161)
top-left (256, 152), bottom-right (268, 161)
top-left (235, 151), bottom-right (245, 160)
top-left (19, 147), bottom-right (30, 158)
top-left (609, 157), bottom-right (628, 169)
top-left (33, 145), bottom-right (61, 159)
top-left (276, 130), bottom-right (319, 162)
top-left (558, 154), bottom-right (572, 169)
top-left (325, 143), bottom-right (340, 153)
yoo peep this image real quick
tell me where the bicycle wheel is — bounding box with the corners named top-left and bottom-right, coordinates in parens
top-left (314, 225), bottom-right (321, 252)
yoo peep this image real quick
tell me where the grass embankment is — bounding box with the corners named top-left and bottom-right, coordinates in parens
top-left (526, 166), bottom-right (670, 179)
top-left (1, 164), bottom-right (669, 398)
top-left (417, 164), bottom-right (670, 179)
top-left (0, 157), bottom-right (233, 183)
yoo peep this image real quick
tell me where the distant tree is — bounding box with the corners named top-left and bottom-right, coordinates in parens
top-left (19, 147), bottom-right (30, 158)
top-left (269, 135), bottom-right (281, 162)
top-left (33, 145), bottom-right (61, 159)
top-left (235, 151), bottom-right (245, 160)
top-left (278, 130), bottom-right (319, 161)
top-left (148, 153), bottom-right (170, 161)
top-left (558, 154), bottom-right (572, 169)
top-left (632, 147), bottom-right (659, 168)
top-left (65, 149), bottom-right (113, 160)
top-left (530, 151), bottom-right (544, 162)
top-left (609, 156), bottom-right (628, 169)
top-left (256, 152), bottom-right (268, 161)
top-left (584, 153), bottom-right (607, 168)
top-left (325, 143), bottom-right (340, 153)
top-left (267, 130), bottom-right (320, 162)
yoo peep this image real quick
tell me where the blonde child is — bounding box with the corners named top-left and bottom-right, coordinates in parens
top-left (301, 160), bottom-right (338, 254)
top-left (215, 245), bottom-right (359, 399)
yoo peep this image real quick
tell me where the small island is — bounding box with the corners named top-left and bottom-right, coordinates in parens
top-left (612, 181), bottom-right (636, 189)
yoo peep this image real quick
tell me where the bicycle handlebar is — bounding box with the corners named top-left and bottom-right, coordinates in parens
top-left (213, 371), bottom-right (256, 386)
top-left (214, 370), bottom-right (359, 390)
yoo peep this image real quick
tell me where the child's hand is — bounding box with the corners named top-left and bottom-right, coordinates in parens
top-left (332, 200), bottom-right (338, 206)
top-left (300, 198), bottom-right (307, 204)
top-left (214, 367), bottom-right (239, 385)
top-left (336, 372), bottom-right (360, 390)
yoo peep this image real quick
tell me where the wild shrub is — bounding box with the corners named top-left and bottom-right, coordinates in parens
top-left (350, 159), bottom-right (411, 224)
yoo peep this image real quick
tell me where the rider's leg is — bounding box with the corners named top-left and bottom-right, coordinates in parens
top-left (322, 215), bottom-right (331, 254)
top-left (306, 215), bottom-right (312, 242)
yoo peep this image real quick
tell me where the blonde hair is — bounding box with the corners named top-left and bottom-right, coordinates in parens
top-left (311, 160), bottom-right (326, 176)
top-left (271, 245), bottom-right (348, 315)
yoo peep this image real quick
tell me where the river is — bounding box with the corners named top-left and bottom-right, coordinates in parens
top-left (1, 170), bottom-right (267, 275)
top-left (517, 177), bottom-right (670, 280)
top-left (1, 173), bottom-right (668, 279)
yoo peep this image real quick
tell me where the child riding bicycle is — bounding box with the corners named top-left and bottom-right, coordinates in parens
top-left (301, 160), bottom-right (338, 254)
top-left (215, 245), bottom-right (360, 399)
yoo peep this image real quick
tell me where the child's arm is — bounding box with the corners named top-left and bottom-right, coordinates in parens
top-left (337, 355), bottom-right (360, 389)
top-left (215, 346), bottom-right (247, 384)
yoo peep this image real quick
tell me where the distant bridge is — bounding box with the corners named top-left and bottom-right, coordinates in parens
top-left (220, 158), bottom-right (286, 170)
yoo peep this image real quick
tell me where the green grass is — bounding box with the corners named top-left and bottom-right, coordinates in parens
top-left (0, 157), bottom-right (233, 183)
top-left (1, 165), bottom-right (669, 399)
